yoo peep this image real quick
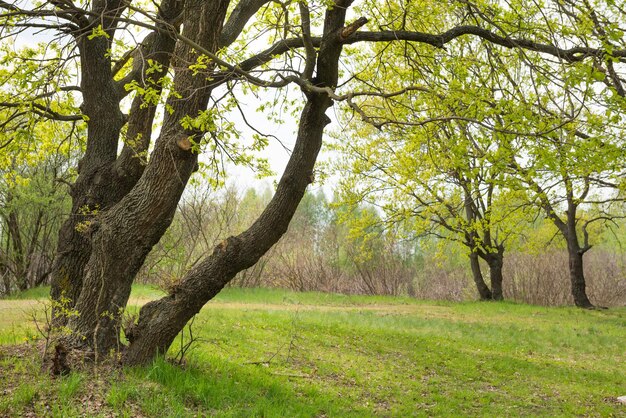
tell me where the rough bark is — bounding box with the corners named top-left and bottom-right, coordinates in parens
top-left (469, 252), bottom-right (492, 300)
top-left (122, 0), bottom-right (354, 366)
top-left (68, 0), bottom-right (230, 356)
top-left (49, 0), bottom-right (183, 317)
top-left (219, 0), bottom-right (270, 47)
top-left (49, 0), bottom-right (130, 311)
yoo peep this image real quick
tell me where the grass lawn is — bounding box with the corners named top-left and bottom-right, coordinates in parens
top-left (0, 286), bottom-right (624, 417)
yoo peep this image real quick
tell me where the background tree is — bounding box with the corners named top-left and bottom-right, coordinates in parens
top-left (0, 41), bottom-right (83, 294)
top-left (475, 18), bottom-right (626, 308)
top-left (332, 0), bottom-right (626, 307)
top-left (0, 156), bottom-right (73, 294)
top-left (333, 33), bottom-right (537, 301)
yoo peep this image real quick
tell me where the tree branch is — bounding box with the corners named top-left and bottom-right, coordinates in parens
top-left (348, 26), bottom-right (623, 62)
top-left (0, 101), bottom-right (83, 121)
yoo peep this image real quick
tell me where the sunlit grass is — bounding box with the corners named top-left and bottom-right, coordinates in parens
top-left (0, 286), bottom-right (624, 416)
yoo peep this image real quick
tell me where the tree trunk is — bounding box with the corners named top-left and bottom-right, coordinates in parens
top-left (49, 189), bottom-right (104, 310)
top-left (125, 93), bottom-right (333, 366)
top-left (68, 0), bottom-right (230, 357)
top-left (567, 246), bottom-right (593, 308)
top-left (486, 253), bottom-right (504, 301)
top-left (6, 210), bottom-right (26, 290)
top-left (0, 262), bottom-right (10, 295)
top-left (122, 2), bottom-right (353, 366)
top-left (564, 203), bottom-right (593, 308)
top-left (469, 252), bottom-right (492, 300)
top-left (49, 0), bottom-right (183, 318)
top-left (49, 0), bottom-right (129, 313)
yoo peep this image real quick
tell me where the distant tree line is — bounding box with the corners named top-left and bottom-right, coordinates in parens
top-left (2, 157), bottom-right (625, 307)
top-left (139, 184), bottom-right (626, 307)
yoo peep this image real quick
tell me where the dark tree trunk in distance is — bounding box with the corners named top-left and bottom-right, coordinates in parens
top-left (564, 204), bottom-right (593, 308)
top-left (567, 243), bottom-right (593, 308)
top-left (485, 252), bottom-right (504, 301)
top-left (469, 247), bottom-right (505, 301)
top-left (511, 160), bottom-right (595, 308)
top-left (469, 252), bottom-right (492, 300)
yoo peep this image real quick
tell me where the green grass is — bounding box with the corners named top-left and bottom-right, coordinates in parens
top-left (212, 286), bottom-right (420, 306)
top-left (6, 286), bottom-right (50, 300)
top-left (0, 286), bottom-right (624, 416)
top-left (4, 284), bottom-right (165, 301)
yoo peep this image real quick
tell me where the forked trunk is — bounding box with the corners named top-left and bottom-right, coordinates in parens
top-left (122, 2), bottom-right (353, 366)
top-left (68, 0), bottom-right (230, 356)
top-left (49, 0), bottom-right (130, 315)
top-left (50, 0), bottom-right (183, 320)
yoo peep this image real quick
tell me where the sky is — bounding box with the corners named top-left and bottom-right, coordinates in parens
top-left (218, 86), bottom-right (340, 196)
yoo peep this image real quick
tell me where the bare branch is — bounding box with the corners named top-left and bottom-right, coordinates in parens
top-left (298, 1), bottom-right (316, 81)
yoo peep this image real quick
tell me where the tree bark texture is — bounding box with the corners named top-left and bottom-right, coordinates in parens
top-left (122, 0), bottom-right (353, 366)
top-left (50, 0), bottom-right (183, 318)
top-left (68, 0), bottom-right (230, 356)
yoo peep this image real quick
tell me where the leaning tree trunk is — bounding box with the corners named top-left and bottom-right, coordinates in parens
top-left (469, 252), bottom-right (492, 300)
top-left (122, 2), bottom-right (356, 366)
top-left (124, 93), bottom-right (332, 364)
